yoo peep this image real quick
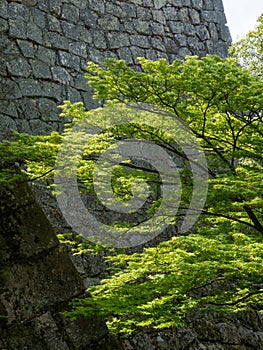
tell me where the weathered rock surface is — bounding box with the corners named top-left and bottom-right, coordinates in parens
top-left (0, 163), bottom-right (119, 349)
top-left (0, 0), bottom-right (231, 139)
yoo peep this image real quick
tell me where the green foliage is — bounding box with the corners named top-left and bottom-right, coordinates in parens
top-left (230, 14), bottom-right (263, 77)
top-left (1, 46), bottom-right (263, 335)
top-left (67, 225), bottom-right (263, 335)
top-left (65, 55), bottom-right (263, 334)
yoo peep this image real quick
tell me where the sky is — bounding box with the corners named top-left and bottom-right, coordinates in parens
top-left (222, 0), bottom-right (263, 42)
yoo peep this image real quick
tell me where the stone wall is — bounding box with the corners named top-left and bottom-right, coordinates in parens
top-left (0, 162), bottom-right (121, 349)
top-left (0, 0), bottom-right (231, 140)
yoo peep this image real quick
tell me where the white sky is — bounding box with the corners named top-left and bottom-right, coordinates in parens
top-left (222, 0), bottom-right (263, 42)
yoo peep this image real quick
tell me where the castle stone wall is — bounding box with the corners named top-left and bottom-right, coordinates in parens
top-left (0, 0), bottom-right (231, 139)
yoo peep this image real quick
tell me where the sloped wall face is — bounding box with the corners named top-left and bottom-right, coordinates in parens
top-left (0, 0), bottom-right (231, 139)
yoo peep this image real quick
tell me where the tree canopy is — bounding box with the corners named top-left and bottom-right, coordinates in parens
top-left (230, 14), bottom-right (263, 78)
top-left (1, 22), bottom-right (263, 336)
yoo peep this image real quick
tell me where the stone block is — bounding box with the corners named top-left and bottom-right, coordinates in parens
top-left (31, 59), bottom-right (52, 79)
top-left (0, 179), bottom-right (59, 261)
top-left (58, 51), bottom-right (81, 71)
top-left (0, 18), bottom-right (8, 33)
top-left (41, 81), bottom-right (62, 100)
top-left (0, 1), bottom-right (8, 18)
top-left (8, 2), bottom-right (29, 21)
top-left (152, 9), bottom-right (166, 24)
top-left (37, 45), bottom-right (56, 65)
top-left (48, 0), bottom-right (62, 17)
top-left (17, 39), bottom-right (35, 58)
top-left (17, 97), bottom-right (39, 120)
top-left (61, 3), bottom-right (79, 23)
top-left (189, 9), bottom-right (200, 24)
top-left (67, 86), bottom-right (82, 103)
top-left (7, 58), bottom-right (31, 78)
top-left (46, 32), bottom-right (69, 50)
top-left (91, 30), bottom-right (107, 49)
top-left (0, 114), bottom-right (17, 141)
top-left (153, 0), bottom-right (166, 10)
top-left (0, 78), bottom-right (22, 99)
top-left (27, 22), bottom-right (43, 44)
top-left (130, 35), bottom-right (151, 48)
top-left (46, 14), bottom-right (61, 32)
top-left (38, 98), bottom-right (60, 121)
top-left (61, 21), bottom-right (80, 41)
top-left (9, 19), bottom-right (27, 39)
top-left (1, 245), bottom-right (85, 321)
top-left (29, 119), bottom-right (58, 134)
top-left (19, 79), bottom-right (43, 97)
top-left (108, 32), bottom-right (130, 49)
top-left (98, 16), bottom-right (120, 31)
top-left (51, 66), bottom-right (72, 84)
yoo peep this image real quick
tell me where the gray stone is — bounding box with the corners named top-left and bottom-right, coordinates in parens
top-left (8, 2), bottom-right (29, 21)
top-left (0, 114), bottom-right (17, 141)
top-left (27, 22), bottom-right (43, 43)
top-left (74, 75), bottom-right (89, 91)
top-left (167, 21), bottom-right (185, 34)
top-left (22, 0), bottom-right (37, 6)
top-left (1, 100), bottom-right (18, 119)
top-left (151, 22), bottom-right (165, 35)
top-left (80, 10), bottom-right (98, 28)
top-left (19, 79), bottom-right (43, 96)
top-left (177, 8), bottom-right (191, 23)
top-left (122, 3), bottom-right (137, 18)
top-left (203, 0), bottom-right (214, 10)
top-left (0, 1), bottom-right (8, 18)
top-left (67, 86), bottom-right (82, 103)
top-left (9, 19), bottom-right (27, 39)
top-left (69, 41), bottom-right (88, 58)
top-left (17, 39), bottom-right (35, 58)
top-left (38, 98), bottom-right (60, 121)
top-left (130, 46), bottom-right (146, 62)
top-left (151, 37), bottom-right (166, 51)
top-left (37, 45), bottom-right (56, 65)
top-left (133, 20), bottom-right (150, 34)
top-left (214, 0), bottom-right (224, 12)
top-left (41, 81), bottom-right (62, 100)
top-left (48, 0), bottom-right (62, 17)
top-left (152, 9), bottom-right (166, 24)
top-left (61, 21), bottom-right (80, 40)
top-left (0, 78), bottom-right (22, 99)
top-left (7, 58), bottom-right (31, 78)
top-left (51, 66), bottom-right (72, 84)
top-left (87, 48), bottom-right (105, 64)
top-left (38, 0), bottom-right (49, 12)
top-left (31, 8), bottom-right (46, 29)
top-left (130, 35), bottom-right (151, 48)
top-left (31, 59), bottom-right (52, 79)
top-left (189, 8), bottom-right (200, 24)
top-left (0, 18), bottom-right (8, 33)
top-left (118, 47), bottom-right (134, 65)
top-left (59, 51), bottom-right (81, 71)
top-left (137, 6), bottom-right (153, 21)
top-left (92, 30), bottom-right (107, 49)
top-left (191, 0), bottom-right (204, 10)
top-left (98, 16), bottom-right (120, 31)
top-left (108, 32), bottom-right (130, 49)
top-left (154, 0), bottom-right (166, 10)
top-left (105, 3), bottom-right (123, 18)
top-left (196, 25), bottom-right (211, 41)
top-left (47, 32), bottom-right (69, 50)
top-left (47, 14), bottom-right (61, 32)
top-left (78, 27), bottom-right (93, 43)
top-left (61, 4), bottom-right (80, 23)
top-left (17, 98), bottom-right (40, 120)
